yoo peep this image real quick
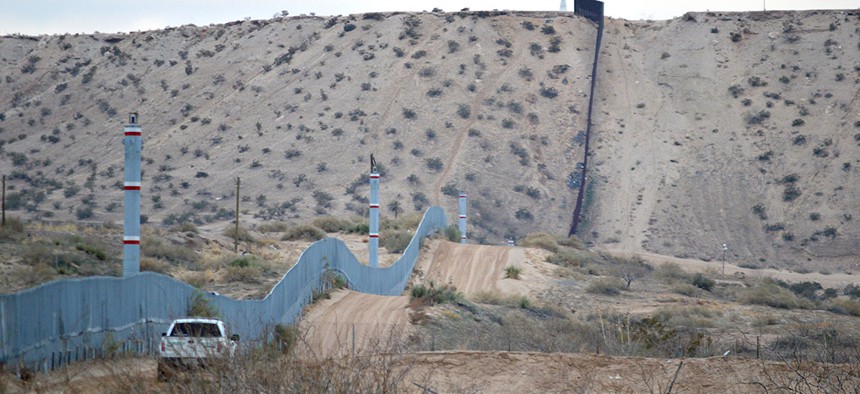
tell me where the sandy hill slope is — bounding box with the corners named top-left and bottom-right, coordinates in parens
top-left (0, 11), bottom-right (592, 245)
top-left (589, 10), bottom-right (860, 266)
top-left (1, 9), bottom-right (858, 267)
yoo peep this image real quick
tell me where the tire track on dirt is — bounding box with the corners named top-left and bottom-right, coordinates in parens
top-left (300, 290), bottom-right (411, 358)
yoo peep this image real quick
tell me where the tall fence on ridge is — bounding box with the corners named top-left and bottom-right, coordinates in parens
top-left (569, 0), bottom-right (604, 236)
top-left (0, 206), bottom-right (447, 373)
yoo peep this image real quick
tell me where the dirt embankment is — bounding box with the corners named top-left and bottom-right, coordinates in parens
top-left (299, 240), bottom-right (558, 357)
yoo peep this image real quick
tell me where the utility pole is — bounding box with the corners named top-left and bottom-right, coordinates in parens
top-left (722, 243), bottom-right (728, 275)
top-left (1, 174), bottom-right (5, 227)
top-left (234, 177), bottom-right (240, 254)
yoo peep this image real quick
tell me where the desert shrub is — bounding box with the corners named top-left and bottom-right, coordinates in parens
top-left (691, 273), bottom-right (715, 291)
top-left (142, 238), bottom-right (198, 265)
top-left (471, 291), bottom-right (534, 309)
top-left (654, 262), bottom-right (690, 284)
top-left (410, 281), bottom-right (461, 305)
top-left (586, 277), bottom-right (625, 295)
top-left (444, 224), bottom-right (461, 242)
top-left (844, 284), bottom-right (860, 299)
top-left (281, 224), bottom-right (326, 242)
top-left (223, 226), bottom-right (255, 242)
top-left (313, 216), bottom-right (351, 233)
top-left (344, 221), bottom-right (369, 234)
top-left (788, 281), bottom-right (822, 300)
top-left (257, 222), bottom-right (289, 233)
top-left (272, 324), bottom-right (298, 353)
top-left (519, 232), bottom-right (559, 253)
top-left (457, 104), bottom-right (471, 119)
top-left (0, 217), bottom-right (26, 240)
top-left (75, 206), bottom-right (94, 220)
top-left (188, 291), bottom-right (220, 318)
top-left (224, 264), bottom-right (261, 283)
top-left (539, 86), bottom-right (558, 99)
top-left (505, 266), bottom-right (522, 279)
top-left (381, 231), bottom-right (411, 253)
top-left (736, 281), bottom-right (809, 309)
top-left (547, 250), bottom-right (585, 268)
top-left (75, 243), bottom-right (107, 261)
top-left (671, 284), bottom-right (700, 297)
top-left (514, 208), bottom-right (533, 221)
top-left (424, 157), bottom-right (443, 171)
top-left (826, 299), bottom-right (860, 316)
top-left (557, 236), bottom-right (585, 250)
top-left (140, 257), bottom-right (170, 274)
top-left (21, 244), bottom-right (53, 266)
top-left (783, 185), bottom-right (801, 202)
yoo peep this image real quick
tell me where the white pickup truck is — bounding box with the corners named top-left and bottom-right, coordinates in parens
top-left (158, 318), bottom-right (239, 380)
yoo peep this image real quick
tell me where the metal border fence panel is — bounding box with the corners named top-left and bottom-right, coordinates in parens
top-left (0, 206), bottom-right (447, 372)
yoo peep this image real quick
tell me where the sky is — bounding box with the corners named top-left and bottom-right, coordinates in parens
top-left (0, 0), bottom-right (856, 36)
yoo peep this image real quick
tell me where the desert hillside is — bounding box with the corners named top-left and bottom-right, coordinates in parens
top-left (589, 10), bottom-right (860, 267)
top-left (0, 11), bottom-right (591, 245)
top-left (1, 9), bottom-right (859, 266)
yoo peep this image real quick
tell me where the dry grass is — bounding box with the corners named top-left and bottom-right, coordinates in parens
top-left (519, 232), bottom-right (560, 253)
top-left (585, 277), bottom-right (625, 296)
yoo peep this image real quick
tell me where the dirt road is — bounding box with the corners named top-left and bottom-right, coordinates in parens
top-left (300, 241), bottom-right (557, 357)
top-left (605, 248), bottom-right (859, 289)
top-left (414, 240), bottom-right (556, 296)
top-left (300, 290), bottom-right (411, 358)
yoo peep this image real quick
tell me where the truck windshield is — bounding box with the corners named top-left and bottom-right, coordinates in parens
top-left (170, 322), bottom-right (222, 337)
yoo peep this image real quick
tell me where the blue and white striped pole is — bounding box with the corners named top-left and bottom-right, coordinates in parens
top-left (458, 192), bottom-right (467, 244)
top-left (123, 113), bottom-right (141, 276)
top-left (369, 159), bottom-right (380, 268)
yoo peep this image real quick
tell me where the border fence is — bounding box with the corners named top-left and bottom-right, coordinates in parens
top-left (0, 206), bottom-right (447, 373)
top-left (569, 0), bottom-right (604, 236)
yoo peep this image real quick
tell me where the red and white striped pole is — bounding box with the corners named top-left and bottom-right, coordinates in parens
top-left (123, 113), bottom-right (141, 276)
top-left (458, 192), bottom-right (467, 244)
top-left (369, 155), bottom-right (380, 268)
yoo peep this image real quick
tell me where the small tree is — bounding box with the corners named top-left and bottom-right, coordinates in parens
top-left (387, 200), bottom-right (403, 218)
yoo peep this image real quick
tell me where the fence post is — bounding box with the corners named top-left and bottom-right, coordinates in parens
top-left (756, 336), bottom-right (760, 359)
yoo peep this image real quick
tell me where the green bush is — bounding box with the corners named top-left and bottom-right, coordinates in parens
top-left (188, 291), bottom-right (220, 317)
top-left (505, 265), bottom-right (522, 279)
top-left (312, 216), bottom-right (350, 233)
top-left (75, 243), bottom-right (106, 261)
top-left (410, 281), bottom-right (461, 305)
top-left (444, 225), bottom-right (461, 242)
top-left (736, 282), bottom-right (808, 309)
top-left (281, 224), bottom-right (326, 242)
top-left (381, 231), bottom-right (411, 254)
top-left (273, 324), bottom-right (298, 353)
top-left (344, 222), bottom-right (369, 234)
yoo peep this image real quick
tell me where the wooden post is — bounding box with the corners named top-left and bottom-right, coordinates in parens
top-left (1, 174), bottom-right (5, 227)
top-left (756, 336), bottom-right (760, 359)
top-left (234, 177), bottom-right (240, 254)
